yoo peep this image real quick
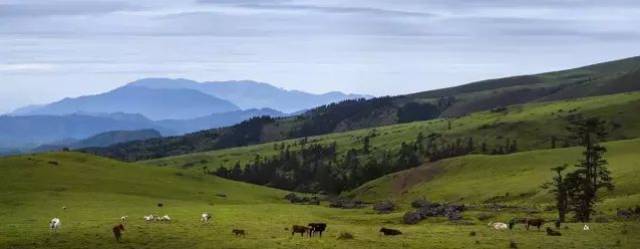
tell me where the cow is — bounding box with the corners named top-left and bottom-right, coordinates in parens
top-left (546, 227), bottom-right (562, 236)
top-left (583, 224), bottom-right (590, 231)
top-left (49, 218), bottom-right (61, 232)
top-left (308, 223), bottom-right (327, 237)
top-left (113, 224), bottom-right (125, 242)
top-left (232, 229), bottom-right (246, 237)
top-left (201, 213), bottom-right (212, 223)
top-left (120, 216), bottom-right (128, 223)
top-left (379, 227), bottom-right (402, 236)
top-left (291, 225), bottom-right (310, 237)
top-left (525, 218), bottom-right (545, 230)
top-left (488, 222), bottom-right (508, 230)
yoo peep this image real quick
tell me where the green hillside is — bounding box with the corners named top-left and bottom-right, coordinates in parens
top-left (87, 56), bottom-right (640, 161)
top-left (1, 152), bottom-right (639, 249)
top-left (350, 138), bottom-right (640, 210)
top-left (144, 92), bottom-right (640, 174)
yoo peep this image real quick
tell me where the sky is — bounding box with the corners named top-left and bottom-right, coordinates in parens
top-left (1, 0), bottom-right (640, 113)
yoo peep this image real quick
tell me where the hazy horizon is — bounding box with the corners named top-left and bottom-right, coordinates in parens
top-left (2, 0), bottom-right (640, 113)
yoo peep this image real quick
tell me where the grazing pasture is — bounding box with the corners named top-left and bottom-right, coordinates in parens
top-left (0, 152), bottom-right (638, 248)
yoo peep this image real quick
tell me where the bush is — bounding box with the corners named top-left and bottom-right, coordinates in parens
top-left (337, 232), bottom-right (355, 240)
top-left (373, 201), bottom-right (396, 213)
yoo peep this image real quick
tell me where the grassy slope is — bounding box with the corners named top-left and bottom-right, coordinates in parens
top-left (143, 92), bottom-right (640, 173)
top-left (351, 138), bottom-right (640, 210)
top-left (1, 152), bottom-right (639, 249)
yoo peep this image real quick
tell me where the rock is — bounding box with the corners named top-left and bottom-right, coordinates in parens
top-left (329, 197), bottom-right (364, 209)
top-left (403, 211), bottom-right (423, 224)
top-left (373, 201), bottom-right (395, 213)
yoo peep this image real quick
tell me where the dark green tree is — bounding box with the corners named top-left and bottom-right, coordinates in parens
top-left (362, 136), bottom-right (371, 154)
top-left (542, 164), bottom-right (569, 222)
top-left (565, 117), bottom-right (614, 221)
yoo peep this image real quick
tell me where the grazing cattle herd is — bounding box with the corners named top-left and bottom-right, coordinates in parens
top-left (44, 206), bottom-right (601, 244)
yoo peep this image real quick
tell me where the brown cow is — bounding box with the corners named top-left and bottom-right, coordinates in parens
top-left (232, 229), bottom-right (246, 237)
top-left (291, 225), bottom-right (310, 237)
top-left (525, 218), bottom-right (545, 230)
top-left (112, 224), bottom-right (125, 242)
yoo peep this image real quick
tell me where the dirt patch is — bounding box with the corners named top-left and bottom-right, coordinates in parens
top-left (390, 161), bottom-right (444, 196)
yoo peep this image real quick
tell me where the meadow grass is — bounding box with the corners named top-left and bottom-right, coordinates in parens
top-left (1, 151), bottom-right (639, 248)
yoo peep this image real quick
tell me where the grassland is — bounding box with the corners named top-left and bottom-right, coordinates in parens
top-left (1, 152), bottom-right (639, 249)
top-left (144, 92), bottom-right (640, 173)
top-left (350, 138), bottom-right (640, 209)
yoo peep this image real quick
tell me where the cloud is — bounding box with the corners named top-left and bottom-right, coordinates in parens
top-left (0, 63), bottom-right (56, 73)
top-left (0, 1), bottom-right (139, 18)
top-left (242, 4), bottom-right (433, 17)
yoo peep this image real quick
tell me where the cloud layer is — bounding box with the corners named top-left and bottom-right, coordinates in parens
top-left (1, 0), bottom-right (639, 113)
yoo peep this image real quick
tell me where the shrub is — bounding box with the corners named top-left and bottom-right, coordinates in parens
top-left (337, 232), bottom-right (355, 240)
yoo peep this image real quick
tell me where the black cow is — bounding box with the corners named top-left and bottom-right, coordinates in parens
top-left (546, 227), bottom-right (562, 236)
top-left (308, 223), bottom-right (327, 237)
top-left (379, 227), bottom-right (402, 236)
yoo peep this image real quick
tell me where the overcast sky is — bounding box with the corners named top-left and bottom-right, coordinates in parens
top-left (1, 0), bottom-right (639, 113)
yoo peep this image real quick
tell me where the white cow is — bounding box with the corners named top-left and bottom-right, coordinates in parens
top-left (49, 218), bottom-right (61, 232)
top-left (201, 213), bottom-right (212, 223)
top-left (121, 216), bottom-right (128, 223)
top-left (488, 222), bottom-right (509, 230)
top-left (583, 224), bottom-right (590, 231)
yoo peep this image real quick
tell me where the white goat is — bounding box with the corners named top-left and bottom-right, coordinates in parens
top-left (49, 218), bottom-right (61, 232)
top-left (143, 215), bottom-right (155, 221)
top-left (159, 215), bottom-right (171, 221)
top-left (201, 213), bottom-right (212, 223)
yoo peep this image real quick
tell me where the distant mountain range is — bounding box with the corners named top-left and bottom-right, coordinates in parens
top-left (85, 55), bottom-right (640, 161)
top-left (12, 78), bottom-right (369, 119)
top-left (2, 78), bottom-right (365, 153)
top-left (13, 85), bottom-right (240, 120)
top-left (128, 78), bottom-right (371, 113)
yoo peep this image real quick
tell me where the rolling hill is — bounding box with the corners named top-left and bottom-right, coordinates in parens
top-left (141, 91), bottom-right (640, 170)
top-left (1, 148), bottom-right (638, 248)
top-left (87, 56), bottom-right (640, 162)
top-left (0, 113), bottom-right (166, 150)
top-left (350, 138), bottom-right (640, 209)
top-left (33, 129), bottom-right (162, 152)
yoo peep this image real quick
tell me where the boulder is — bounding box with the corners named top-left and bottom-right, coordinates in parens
top-left (403, 211), bottom-right (423, 224)
top-left (373, 201), bottom-right (396, 213)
